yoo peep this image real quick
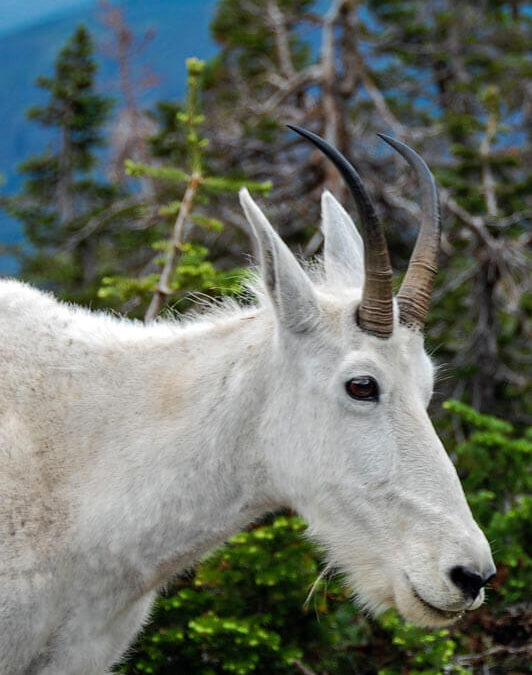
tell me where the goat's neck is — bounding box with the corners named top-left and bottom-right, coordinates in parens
top-left (69, 310), bottom-right (278, 590)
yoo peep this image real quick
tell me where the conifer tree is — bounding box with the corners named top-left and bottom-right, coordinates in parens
top-left (3, 25), bottom-right (116, 302)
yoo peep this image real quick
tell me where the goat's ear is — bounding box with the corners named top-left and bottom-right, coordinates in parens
top-left (240, 188), bottom-right (319, 333)
top-left (321, 190), bottom-right (364, 287)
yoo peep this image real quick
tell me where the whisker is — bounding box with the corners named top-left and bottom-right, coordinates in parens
top-left (304, 563), bottom-right (333, 616)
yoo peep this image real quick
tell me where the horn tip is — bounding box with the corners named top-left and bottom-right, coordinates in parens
top-left (287, 123), bottom-right (316, 142)
top-left (377, 132), bottom-right (400, 149)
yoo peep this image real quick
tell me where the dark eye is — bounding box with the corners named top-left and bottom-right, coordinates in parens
top-left (345, 377), bottom-right (379, 402)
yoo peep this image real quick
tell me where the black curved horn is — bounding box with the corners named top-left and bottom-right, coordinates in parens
top-left (288, 124), bottom-right (393, 338)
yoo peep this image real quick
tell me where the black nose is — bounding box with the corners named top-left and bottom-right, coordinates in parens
top-left (450, 566), bottom-right (495, 599)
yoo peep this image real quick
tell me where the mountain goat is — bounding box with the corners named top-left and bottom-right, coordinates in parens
top-left (0, 127), bottom-right (495, 674)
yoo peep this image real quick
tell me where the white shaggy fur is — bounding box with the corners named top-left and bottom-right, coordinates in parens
top-left (0, 190), bottom-right (494, 674)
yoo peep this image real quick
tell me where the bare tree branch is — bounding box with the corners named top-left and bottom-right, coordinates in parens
top-left (260, 65), bottom-right (322, 116)
top-left (319, 0), bottom-right (349, 194)
top-left (61, 201), bottom-right (156, 253)
top-left (356, 56), bottom-right (407, 139)
top-left (439, 188), bottom-right (494, 247)
top-left (455, 642), bottom-right (532, 666)
top-left (267, 1), bottom-right (297, 80)
top-left (292, 659), bottom-right (321, 675)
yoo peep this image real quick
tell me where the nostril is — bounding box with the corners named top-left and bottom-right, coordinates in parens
top-left (450, 566), bottom-right (492, 600)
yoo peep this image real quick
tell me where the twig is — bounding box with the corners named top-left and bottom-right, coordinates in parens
top-left (292, 659), bottom-right (320, 675)
top-left (487, 209), bottom-right (532, 228)
top-left (380, 187), bottom-right (422, 220)
top-left (356, 55), bottom-right (407, 139)
top-left (260, 65), bottom-right (321, 116)
top-left (267, 1), bottom-right (297, 79)
top-left (439, 188), bottom-right (494, 248)
top-left (455, 642), bottom-right (532, 666)
top-left (144, 172), bottom-right (201, 322)
top-left (61, 200), bottom-right (155, 252)
top-left (431, 265), bottom-right (477, 304)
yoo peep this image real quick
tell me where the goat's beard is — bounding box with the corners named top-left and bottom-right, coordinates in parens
top-left (307, 534), bottom-right (465, 629)
top-left (345, 566), bottom-right (465, 628)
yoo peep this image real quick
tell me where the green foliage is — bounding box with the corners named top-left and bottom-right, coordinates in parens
top-left (99, 242), bottom-right (249, 307)
top-left (444, 401), bottom-right (532, 606)
top-left (102, 57), bottom-right (270, 319)
top-left (118, 516), bottom-right (332, 674)
top-left (377, 613), bottom-right (468, 675)
top-left (120, 402), bottom-right (532, 674)
top-left (211, 0), bottom-right (313, 82)
top-left (370, 3), bottom-right (532, 421)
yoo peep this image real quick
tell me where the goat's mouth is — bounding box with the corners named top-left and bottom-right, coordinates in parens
top-left (410, 584), bottom-right (465, 623)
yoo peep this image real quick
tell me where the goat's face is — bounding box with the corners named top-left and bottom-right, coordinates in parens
top-left (268, 304), bottom-right (494, 627)
top-left (240, 128), bottom-right (494, 627)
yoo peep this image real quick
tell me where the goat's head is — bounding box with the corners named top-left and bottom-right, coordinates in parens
top-left (239, 126), bottom-right (495, 627)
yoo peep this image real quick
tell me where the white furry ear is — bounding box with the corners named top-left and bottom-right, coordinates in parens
top-left (321, 191), bottom-right (365, 288)
top-left (240, 188), bottom-right (319, 333)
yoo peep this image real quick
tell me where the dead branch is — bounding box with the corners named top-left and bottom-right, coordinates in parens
top-left (319, 0), bottom-right (350, 195)
top-left (455, 642), bottom-right (532, 666)
top-left (259, 65), bottom-right (322, 116)
top-left (267, 1), bottom-right (297, 80)
top-left (61, 200), bottom-right (157, 252)
top-left (292, 659), bottom-right (321, 675)
top-left (356, 55), bottom-right (407, 139)
top-left (439, 188), bottom-right (494, 248)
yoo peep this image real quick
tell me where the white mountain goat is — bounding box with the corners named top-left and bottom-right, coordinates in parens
top-left (0, 127), bottom-right (495, 674)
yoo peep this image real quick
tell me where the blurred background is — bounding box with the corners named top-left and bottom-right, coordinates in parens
top-left (0, 1), bottom-right (530, 673)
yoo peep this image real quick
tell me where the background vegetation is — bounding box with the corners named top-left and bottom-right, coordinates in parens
top-left (1, 1), bottom-right (530, 673)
